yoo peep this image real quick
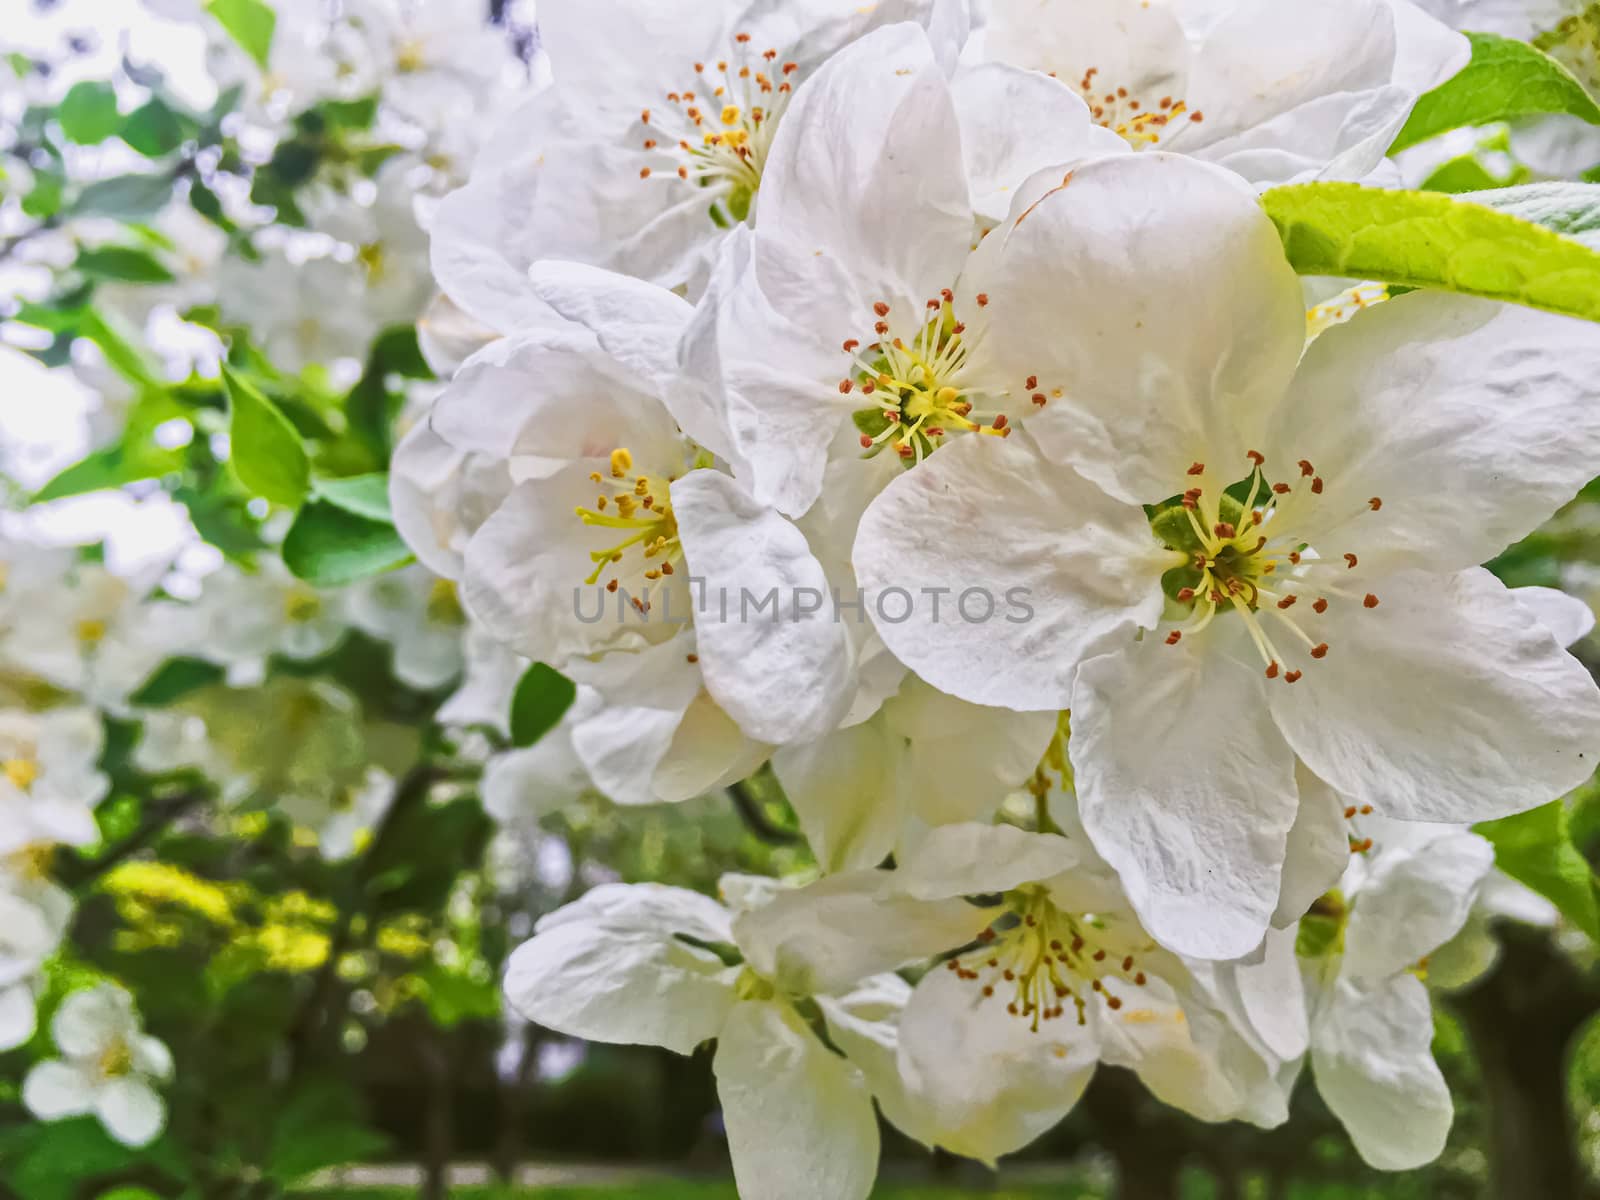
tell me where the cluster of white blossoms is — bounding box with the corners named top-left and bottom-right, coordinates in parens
top-left (384, 0), bottom-right (1600, 1192)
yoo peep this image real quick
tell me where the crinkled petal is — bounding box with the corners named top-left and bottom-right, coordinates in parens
top-left (1072, 627), bottom-right (1299, 960)
top-left (971, 153), bottom-right (1305, 505)
top-left (714, 1000), bottom-right (880, 1200)
top-left (506, 885), bottom-right (737, 1055)
top-left (1311, 974), bottom-right (1452, 1171)
top-left (1514, 585), bottom-right (1596, 649)
top-left (1268, 568), bottom-right (1600, 821)
top-left (1268, 293), bottom-right (1600, 575)
top-left (1275, 764), bottom-right (1352, 928)
top-left (1343, 829), bottom-right (1494, 984)
top-left (949, 63), bottom-right (1126, 223)
top-left (897, 966), bottom-right (1098, 1165)
top-left (892, 823), bottom-right (1082, 901)
top-left (672, 470), bottom-right (854, 745)
top-left (853, 431), bottom-right (1166, 710)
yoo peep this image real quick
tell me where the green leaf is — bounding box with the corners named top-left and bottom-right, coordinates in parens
top-left (282, 501), bottom-right (412, 586)
top-left (79, 310), bottom-right (165, 390)
top-left (206, 0), bottom-right (276, 69)
top-left (312, 473), bottom-right (392, 521)
top-left (1261, 182), bottom-right (1600, 324)
top-left (1476, 801), bottom-right (1600, 941)
top-left (510, 663), bottom-right (578, 748)
top-left (72, 173), bottom-right (176, 219)
top-left (21, 171), bottom-right (63, 218)
top-left (57, 81), bottom-right (121, 144)
top-left (1391, 32), bottom-right (1600, 154)
top-left (1462, 181), bottom-right (1600, 251)
top-left (75, 245), bottom-right (175, 284)
top-left (120, 98), bottom-right (188, 157)
top-left (34, 388), bottom-right (187, 502)
top-left (224, 367), bottom-right (310, 508)
top-left (1420, 154), bottom-right (1526, 195)
top-left (129, 656), bottom-right (227, 707)
top-left (262, 1080), bottom-right (388, 1184)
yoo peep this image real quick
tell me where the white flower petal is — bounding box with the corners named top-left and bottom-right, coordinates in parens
top-left (732, 871), bottom-right (986, 996)
top-left (1514, 585), bottom-right (1596, 649)
top-left (1343, 829), bottom-right (1494, 984)
top-left (1267, 293), bottom-right (1600, 575)
top-left (1268, 568), bottom-right (1600, 821)
top-left (972, 153), bottom-right (1305, 505)
top-left (22, 1060), bottom-right (96, 1121)
top-left (950, 63), bottom-right (1126, 223)
top-left (897, 966), bottom-right (1099, 1164)
top-left (1311, 974), bottom-right (1452, 1171)
top-left (759, 23), bottom-right (972, 312)
top-left (771, 719), bottom-right (905, 873)
top-left (853, 432), bottom-right (1165, 710)
top-left (0, 981), bottom-right (37, 1051)
top-left (53, 985), bottom-right (134, 1059)
top-left (1072, 628), bottom-right (1299, 960)
top-left (651, 691), bottom-right (769, 805)
top-left (506, 885), bottom-right (737, 1055)
top-left (567, 638), bottom-right (704, 806)
top-left (672, 470), bottom-right (855, 746)
top-left (1274, 764), bottom-right (1352, 928)
top-left (893, 823), bottom-right (1082, 901)
top-left (714, 1000), bottom-right (880, 1200)
top-left (95, 1077), bottom-right (165, 1148)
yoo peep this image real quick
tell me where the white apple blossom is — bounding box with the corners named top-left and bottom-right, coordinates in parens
top-left (0, 708), bottom-right (109, 850)
top-left (23, 984), bottom-right (174, 1148)
top-left (215, 249), bottom-right (383, 373)
top-left (678, 20), bottom-right (1123, 522)
top-left (341, 0), bottom-right (522, 127)
top-left (504, 878), bottom-right (919, 1200)
top-left (348, 565), bottom-right (467, 690)
top-left (3, 564), bottom-right (186, 711)
top-left (427, 277), bottom-right (858, 802)
top-left (191, 559), bottom-right (349, 681)
top-left (1293, 821), bottom-right (1495, 1169)
top-left (979, 0), bottom-right (1466, 185)
top-left (855, 152), bottom-right (1600, 960)
top-left (730, 822), bottom-right (1296, 1163)
top-left (428, 0), bottom-right (978, 329)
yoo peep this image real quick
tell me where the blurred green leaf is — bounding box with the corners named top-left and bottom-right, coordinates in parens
top-left (121, 98), bottom-right (188, 157)
top-left (1391, 32), bottom-right (1600, 154)
top-left (262, 1080), bottom-right (388, 1184)
top-left (130, 657), bottom-right (228, 707)
top-left (1476, 800), bottom-right (1600, 941)
top-left (206, 0), bottom-right (276, 69)
top-left (1420, 154), bottom-right (1526, 195)
top-left (312, 473), bottom-right (392, 521)
top-left (58, 80), bottom-right (121, 144)
top-left (73, 173), bottom-right (177, 220)
top-left (75, 244), bottom-right (176, 284)
top-left (225, 366), bottom-right (311, 508)
top-left (1262, 182), bottom-right (1600, 323)
top-left (282, 501), bottom-right (412, 586)
top-left (510, 662), bottom-right (578, 748)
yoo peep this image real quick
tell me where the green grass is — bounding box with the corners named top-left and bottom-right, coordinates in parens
top-left (292, 1185), bottom-right (1095, 1200)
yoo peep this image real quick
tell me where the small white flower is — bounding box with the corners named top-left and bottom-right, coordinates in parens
top-left (0, 708), bottom-right (108, 856)
top-left (349, 565), bottom-right (467, 691)
top-left (192, 559), bottom-right (349, 681)
top-left (855, 152), bottom-right (1600, 959)
top-left (23, 984), bottom-right (174, 1148)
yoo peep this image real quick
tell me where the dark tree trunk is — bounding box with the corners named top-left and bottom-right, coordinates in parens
top-left (491, 1023), bottom-right (541, 1183)
top-left (1448, 923), bottom-right (1600, 1200)
top-left (419, 1032), bottom-right (455, 1200)
top-left (1083, 1069), bottom-right (1186, 1200)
